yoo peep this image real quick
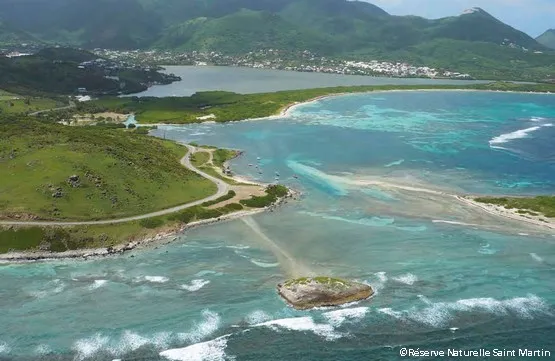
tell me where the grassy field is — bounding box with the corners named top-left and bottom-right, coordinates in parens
top-left (0, 199), bottom-right (245, 253)
top-left (190, 151), bottom-right (210, 168)
top-left (0, 97), bottom-right (59, 114)
top-left (0, 117), bottom-right (216, 221)
top-left (77, 82), bottom-right (555, 125)
top-left (474, 196), bottom-right (555, 218)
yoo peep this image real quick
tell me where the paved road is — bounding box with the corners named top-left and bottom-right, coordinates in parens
top-left (0, 145), bottom-right (229, 226)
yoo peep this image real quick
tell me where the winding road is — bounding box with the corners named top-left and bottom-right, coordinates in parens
top-left (0, 145), bottom-right (230, 226)
top-left (29, 101), bottom-right (76, 116)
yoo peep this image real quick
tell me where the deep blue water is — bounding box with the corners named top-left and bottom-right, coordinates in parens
top-left (1, 91), bottom-right (554, 360)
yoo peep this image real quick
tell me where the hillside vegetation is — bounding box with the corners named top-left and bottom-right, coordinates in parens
top-left (537, 29), bottom-right (555, 50)
top-left (0, 0), bottom-right (553, 80)
top-left (0, 116), bottom-right (216, 221)
top-left (0, 48), bottom-right (179, 95)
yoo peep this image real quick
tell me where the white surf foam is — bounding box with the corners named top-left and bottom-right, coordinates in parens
top-left (385, 159), bottom-right (405, 167)
top-left (378, 294), bottom-right (549, 327)
top-left (392, 273), bottom-right (418, 285)
top-left (530, 253), bottom-right (544, 263)
top-left (0, 342), bottom-right (10, 354)
top-left (144, 276), bottom-right (169, 283)
top-left (255, 316), bottom-right (340, 341)
top-left (181, 279), bottom-right (211, 292)
top-left (160, 335), bottom-right (230, 361)
top-left (250, 259), bottom-right (280, 268)
top-left (489, 123), bottom-right (552, 146)
top-left (35, 344), bottom-right (51, 355)
top-left (433, 219), bottom-right (479, 227)
top-left (178, 310), bottom-right (221, 343)
top-left (322, 307), bottom-right (369, 327)
top-left (246, 310), bottom-right (271, 325)
top-left (369, 272), bottom-right (388, 292)
top-left (530, 116), bottom-right (546, 122)
top-left (73, 334), bottom-right (110, 361)
top-left (89, 279), bottom-right (108, 290)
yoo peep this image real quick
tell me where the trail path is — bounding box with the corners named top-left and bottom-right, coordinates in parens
top-left (0, 145), bottom-right (229, 226)
top-left (29, 101), bottom-right (76, 116)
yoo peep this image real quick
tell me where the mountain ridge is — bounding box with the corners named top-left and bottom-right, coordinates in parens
top-left (0, 0), bottom-right (552, 80)
top-left (536, 29), bottom-right (555, 49)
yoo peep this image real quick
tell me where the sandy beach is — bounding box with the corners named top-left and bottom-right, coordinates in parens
top-left (455, 195), bottom-right (555, 230)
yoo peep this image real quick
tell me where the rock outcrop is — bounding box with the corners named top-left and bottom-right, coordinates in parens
top-left (277, 277), bottom-right (374, 310)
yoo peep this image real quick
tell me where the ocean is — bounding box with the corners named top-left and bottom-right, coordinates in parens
top-left (1, 91), bottom-right (554, 360)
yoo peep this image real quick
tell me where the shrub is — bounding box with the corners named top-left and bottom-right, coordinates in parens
top-left (139, 218), bottom-right (165, 229)
top-left (201, 190), bottom-right (236, 207)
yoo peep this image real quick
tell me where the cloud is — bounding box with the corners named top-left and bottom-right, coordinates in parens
top-left (365, 0), bottom-right (554, 36)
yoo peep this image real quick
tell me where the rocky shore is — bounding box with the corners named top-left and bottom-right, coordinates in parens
top-left (277, 277), bottom-right (374, 310)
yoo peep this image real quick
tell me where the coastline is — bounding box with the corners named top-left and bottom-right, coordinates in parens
top-left (0, 188), bottom-right (299, 263)
top-left (455, 195), bottom-right (555, 230)
top-left (0, 145), bottom-right (300, 263)
top-left (275, 88), bottom-right (554, 119)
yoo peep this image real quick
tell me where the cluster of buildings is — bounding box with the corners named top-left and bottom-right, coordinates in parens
top-left (93, 48), bottom-right (473, 80)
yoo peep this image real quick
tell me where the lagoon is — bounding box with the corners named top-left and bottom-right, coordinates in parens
top-left (131, 65), bottom-right (489, 97)
top-left (1, 91), bottom-right (554, 360)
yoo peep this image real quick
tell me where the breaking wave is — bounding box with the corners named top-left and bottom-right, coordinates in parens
top-left (378, 294), bottom-right (550, 327)
top-left (322, 307), bottom-right (369, 327)
top-left (489, 123), bottom-right (553, 148)
top-left (254, 316), bottom-right (340, 341)
top-left (392, 273), bottom-right (418, 285)
top-left (181, 279), bottom-right (210, 292)
top-left (142, 276), bottom-right (169, 284)
top-left (72, 310), bottom-right (220, 360)
top-left (160, 335), bottom-right (230, 361)
top-left (89, 279), bottom-right (108, 290)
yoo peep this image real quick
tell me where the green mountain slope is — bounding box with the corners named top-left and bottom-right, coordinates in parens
top-left (0, 48), bottom-right (179, 95)
top-left (0, 0), bottom-right (552, 80)
top-left (0, 20), bottom-right (40, 45)
top-left (537, 29), bottom-right (555, 49)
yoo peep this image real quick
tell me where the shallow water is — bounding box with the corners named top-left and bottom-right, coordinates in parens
top-left (2, 91), bottom-right (555, 360)
top-left (131, 66), bottom-right (488, 97)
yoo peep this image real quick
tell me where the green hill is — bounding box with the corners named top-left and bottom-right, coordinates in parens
top-left (0, 20), bottom-right (39, 46)
top-left (0, 47), bottom-right (180, 95)
top-left (0, 116), bottom-right (215, 221)
top-left (537, 29), bottom-right (555, 50)
top-left (0, 0), bottom-right (553, 79)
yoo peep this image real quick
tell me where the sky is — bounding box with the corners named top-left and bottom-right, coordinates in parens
top-left (366, 0), bottom-right (554, 37)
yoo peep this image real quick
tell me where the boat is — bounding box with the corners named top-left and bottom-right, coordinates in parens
top-left (248, 163), bottom-right (253, 166)
top-left (293, 175), bottom-right (299, 179)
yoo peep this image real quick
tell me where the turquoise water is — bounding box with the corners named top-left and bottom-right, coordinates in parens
top-left (2, 91), bottom-right (555, 360)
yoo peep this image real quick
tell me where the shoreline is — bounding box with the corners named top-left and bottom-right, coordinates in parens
top-left (0, 145), bottom-right (300, 263)
top-left (454, 195), bottom-right (555, 230)
top-left (0, 188), bottom-right (299, 263)
top-left (276, 88), bottom-right (554, 119)
top-left (141, 88), bottom-right (554, 127)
